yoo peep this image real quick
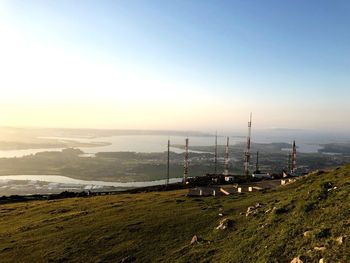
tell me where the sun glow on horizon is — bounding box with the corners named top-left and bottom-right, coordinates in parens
top-left (0, 1), bottom-right (349, 132)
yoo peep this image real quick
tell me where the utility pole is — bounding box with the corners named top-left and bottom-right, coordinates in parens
top-left (214, 131), bottom-right (218, 175)
top-left (166, 139), bottom-right (170, 186)
top-left (244, 113), bottom-right (252, 177)
top-left (183, 138), bottom-right (189, 184)
top-left (224, 136), bottom-right (229, 176)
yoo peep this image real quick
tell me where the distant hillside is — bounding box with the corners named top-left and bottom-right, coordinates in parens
top-left (0, 164), bottom-right (350, 262)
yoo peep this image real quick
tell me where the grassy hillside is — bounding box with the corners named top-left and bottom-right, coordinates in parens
top-left (0, 165), bottom-right (350, 262)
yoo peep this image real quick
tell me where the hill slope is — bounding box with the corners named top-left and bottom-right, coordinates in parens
top-left (0, 165), bottom-right (350, 262)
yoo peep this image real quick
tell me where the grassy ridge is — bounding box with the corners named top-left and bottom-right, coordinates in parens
top-left (0, 165), bottom-right (350, 262)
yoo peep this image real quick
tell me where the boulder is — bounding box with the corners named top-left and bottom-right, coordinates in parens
top-left (121, 256), bottom-right (136, 263)
top-left (336, 236), bottom-right (344, 245)
top-left (303, 230), bottom-right (313, 238)
top-left (290, 257), bottom-right (304, 263)
top-left (190, 235), bottom-right (198, 245)
top-left (319, 259), bottom-right (324, 263)
top-left (216, 218), bottom-right (233, 230)
top-left (260, 223), bottom-right (269, 229)
top-left (314, 246), bottom-right (326, 251)
top-left (246, 206), bottom-right (257, 217)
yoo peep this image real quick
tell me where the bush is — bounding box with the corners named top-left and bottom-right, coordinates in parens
top-left (315, 228), bottom-right (331, 239)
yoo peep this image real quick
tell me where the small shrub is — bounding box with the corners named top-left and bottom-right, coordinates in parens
top-left (315, 228), bottom-right (331, 239)
top-left (275, 207), bottom-right (288, 214)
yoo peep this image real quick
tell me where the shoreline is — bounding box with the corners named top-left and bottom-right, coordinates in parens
top-left (0, 182), bottom-right (185, 204)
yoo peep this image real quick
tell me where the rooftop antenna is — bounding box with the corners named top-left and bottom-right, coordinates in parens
top-left (214, 131), bottom-right (218, 175)
top-left (166, 139), bottom-right (170, 186)
top-left (223, 136), bottom-right (229, 176)
top-left (291, 140), bottom-right (297, 173)
top-left (244, 113), bottom-right (252, 177)
top-left (183, 138), bottom-right (189, 184)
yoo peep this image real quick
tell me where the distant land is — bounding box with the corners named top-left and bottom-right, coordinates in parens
top-left (0, 127), bottom-right (212, 151)
top-left (0, 126), bottom-right (212, 139)
top-left (0, 140), bottom-right (110, 151)
top-left (1, 126), bottom-right (350, 152)
top-left (0, 142), bottom-right (348, 187)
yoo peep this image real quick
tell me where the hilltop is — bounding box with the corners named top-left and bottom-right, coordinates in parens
top-left (0, 165), bottom-right (350, 262)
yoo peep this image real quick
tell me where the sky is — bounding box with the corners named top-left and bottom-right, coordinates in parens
top-left (0, 0), bottom-right (349, 132)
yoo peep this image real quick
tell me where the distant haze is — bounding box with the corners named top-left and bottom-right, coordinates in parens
top-left (0, 1), bottom-right (349, 132)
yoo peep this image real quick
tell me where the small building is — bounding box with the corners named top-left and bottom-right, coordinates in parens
top-left (252, 173), bottom-right (271, 179)
top-left (187, 186), bottom-right (222, 197)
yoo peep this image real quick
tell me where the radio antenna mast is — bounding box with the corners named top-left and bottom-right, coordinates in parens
top-left (183, 138), bottom-right (189, 184)
top-left (214, 131), bottom-right (218, 175)
top-left (224, 136), bottom-right (229, 176)
top-left (244, 113), bottom-right (252, 177)
top-left (291, 140), bottom-right (297, 173)
top-left (166, 139), bottom-right (170, 186)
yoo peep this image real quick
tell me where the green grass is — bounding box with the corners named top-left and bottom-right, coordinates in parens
top-left (0, 164), bottom-right (350, 262)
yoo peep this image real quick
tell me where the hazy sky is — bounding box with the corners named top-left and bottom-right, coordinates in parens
top-left (0, 0), bottom-right (349, 132)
